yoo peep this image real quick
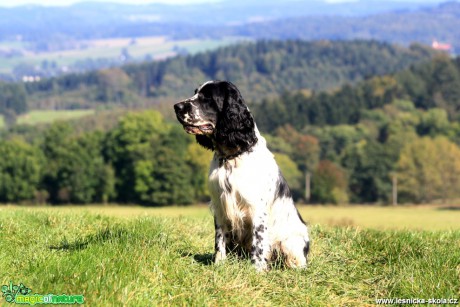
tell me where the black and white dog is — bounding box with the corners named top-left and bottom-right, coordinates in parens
top-left (174, 80), bottom-right (310, 271)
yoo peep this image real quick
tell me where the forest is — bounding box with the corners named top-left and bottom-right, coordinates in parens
top-left (0, 40), bottom-right (438, 122)
top-left (0, 40), bottom-right (459, 205)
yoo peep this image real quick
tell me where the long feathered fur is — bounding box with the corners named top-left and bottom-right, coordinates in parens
top-left (174, 80), bottom-right (310, 271)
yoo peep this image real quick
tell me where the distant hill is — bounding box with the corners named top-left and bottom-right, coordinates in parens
top-left (225, 2), bottom-right (460, 52)
top-left (0, 1), bottom-right (457, 48)
top-left (13, 40), bottom-right (438, 114)
top-left (0, 0), bottom-right (444, 41)
top-left (0, 1), bottom-right (457, 81)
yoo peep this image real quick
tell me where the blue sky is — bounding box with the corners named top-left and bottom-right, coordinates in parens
top-left (0, 0), bottom-right (450, 7)
top-left (0, 0), bottom-right (217, 6)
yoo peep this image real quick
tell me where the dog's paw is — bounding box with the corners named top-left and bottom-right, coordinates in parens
top-left (214, 251), bottom-right (226, 264)
top-left (252, 260), bottom-right (269, 272)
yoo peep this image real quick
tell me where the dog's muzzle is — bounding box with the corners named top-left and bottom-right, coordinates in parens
top-left (174, 101), bottom-right (214, 135)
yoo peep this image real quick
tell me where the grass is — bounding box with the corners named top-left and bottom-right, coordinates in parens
top-left (0, 110), bottom-right (96, 129)
top-left (13, 204), bottom-right (460, 231)
top-left (0, 205), bottom-right (459, 306)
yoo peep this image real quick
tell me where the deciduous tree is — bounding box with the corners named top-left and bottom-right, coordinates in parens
top-left (0, 139), bottom-right (42, 203)
top-left (396, 136), bottom-right (460, 203)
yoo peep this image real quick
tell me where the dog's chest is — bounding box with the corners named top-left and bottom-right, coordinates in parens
top-left (208, 157), bottom-right (254, 211)
top-left (208, 158), bottom-right (237, 199)
top-left (208, 150), bottom-right (277, 207)
top-left (208, 156), bottom-right (255, 232)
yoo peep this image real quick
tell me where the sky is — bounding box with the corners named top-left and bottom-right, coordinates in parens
top-left (0, 0), bottom-right (450, 7)
top-left (0, 0), bottom-right (218, 6)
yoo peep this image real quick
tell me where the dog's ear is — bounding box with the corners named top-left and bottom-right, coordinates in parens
top-left (212, 85), bottom-right (225, 112)
top-left (202, 81), bottom-right (228, 112)
top-left (195, 135), bottom-right (214, 151)
top-left (215, 82), bottom-right (258, 151)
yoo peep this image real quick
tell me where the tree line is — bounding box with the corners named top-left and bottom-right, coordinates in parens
top-left (0, 40), bottom-right (436, 126)
top-left (2, 100), bottom-right (460, 205)
top-left (264, 101), bottom-right (460, 204)
top-left (1, 42), bottom-right (460, 205)
top-left (254, 55), bottom-right (460, 131)
top-left (250, 55), bottom-right (460, 204)
top-left (0, 111), bottom-right (212, 205)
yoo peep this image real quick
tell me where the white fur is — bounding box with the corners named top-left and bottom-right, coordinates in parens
top-left (208, 127), bottom-right (310, 271)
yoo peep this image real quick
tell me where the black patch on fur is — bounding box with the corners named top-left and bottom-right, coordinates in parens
top-left (251, 245), bottom-right (263, 259)
top-left (207, 81), bottom-right (258, 154)
top-left (195, 135), bottom-right (214, 151)
top-left (275, 171), bottom-right (292, 199)
top-left (255, 225), bottom-right (265, 233)
top-left (251, 223), bottom-right (267, 263)
top-left (214, 218), bottom-right (222, 253)
top-left (303, 241), bottom-right (310, 257)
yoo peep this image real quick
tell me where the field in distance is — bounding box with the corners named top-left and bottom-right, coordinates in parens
top-left (5, 204), bottom-right (460, 231)
top-left (0, 109), bottom-right (95, 129)
top-left (0, 36), bottom-right (242, 75)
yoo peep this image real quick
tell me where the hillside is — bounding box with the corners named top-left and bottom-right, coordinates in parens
top-left (1, 40), bottom-right (437, 120)
top-left (225, 2), bottom-right (460, 52)
top-left (0, 1), bottom-right (457, 80)
top-left (253, 55), bottom-right (460, 131)
top-left (0, 0), bottom-right (442, 41)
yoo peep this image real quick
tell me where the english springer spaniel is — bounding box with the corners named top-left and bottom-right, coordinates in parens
top-left (174, 80), bottom-right (310, 271)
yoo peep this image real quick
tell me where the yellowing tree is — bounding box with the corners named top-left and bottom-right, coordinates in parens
top-left (274, 153), bottom-right (302, 195)
top-left (396, 136), bottom-right (460, 203)
top-left (186, 142), bottom-right (214, 201)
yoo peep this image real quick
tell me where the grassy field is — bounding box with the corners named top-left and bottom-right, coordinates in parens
top-left (0, 205), bottom-right (459, 306)
top-left (0, 110), bottom-right (96, 129)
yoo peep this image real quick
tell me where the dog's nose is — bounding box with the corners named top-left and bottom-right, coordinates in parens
top-left (174, 102), bottom-right (184, 113)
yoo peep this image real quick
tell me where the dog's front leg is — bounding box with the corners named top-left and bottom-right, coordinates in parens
top-left (214, 216), bottom-right (226, 264)
top-left (251, 212), bottom-right (270, 272)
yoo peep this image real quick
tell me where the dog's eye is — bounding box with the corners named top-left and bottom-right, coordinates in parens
top-left (198, 92), bottom-right (208, 101)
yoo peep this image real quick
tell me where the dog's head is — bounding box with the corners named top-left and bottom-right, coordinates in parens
top-left (174, 80), bottom-right (257, 153)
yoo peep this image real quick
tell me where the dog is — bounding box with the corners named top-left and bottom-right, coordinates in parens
top-left (174, 80), bottom-right (310, 271)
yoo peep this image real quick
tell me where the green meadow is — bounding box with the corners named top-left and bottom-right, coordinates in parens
top-left (0, 110), bottom-right (95, 129)
top-left (1, 205), bottom-right (459, 306)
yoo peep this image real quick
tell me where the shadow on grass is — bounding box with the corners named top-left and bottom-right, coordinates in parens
top-left (49, 227), bottom-right (128, 251)
top-left (49, 240), bottom-right (88, 251)
top-left (436, 206), bottom-right (460, 211)
top-left (181, 252), bottom-right (214, 265)
top-left (193, 253), bottom-right (214, 265)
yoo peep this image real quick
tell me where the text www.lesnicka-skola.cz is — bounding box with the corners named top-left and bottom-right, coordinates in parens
top-left (376, 298), bottom-right (458, 305)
